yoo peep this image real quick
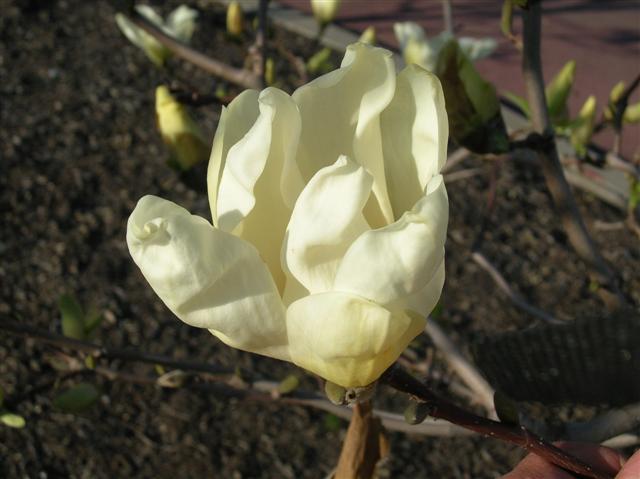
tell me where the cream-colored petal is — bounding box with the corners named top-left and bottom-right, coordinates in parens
top-left (292, 42), bottom-right (396, 228)
top-left (333, 175), bottom-right (448, 315)
top-left (208, 89), bottom-right (260, 226)
top-left (127, 195), bottom-right (289, 360)
top-left (214, 88), bottom-right (301, 291)
top-left (286, 291), bottom-right (425, 387)
top-left (166, 5), bottom-right (198, 42)
top-left (115, 13), bottom-right (167, 66)
top-left (283, 156), bottom-right (372, 294)
top-left (381, 64), bottom-right (448, 218)
top-left (403, 258), bottom-right (445, 316)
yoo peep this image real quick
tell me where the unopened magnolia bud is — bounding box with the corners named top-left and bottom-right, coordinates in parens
top-left (359, 26), bottom-right (376, 45)
top-left (311, 0), bottom-right (341, 27)
top-left (226, 1), bottom-right (244, 37)
top-left (155, 85), bottom-right (208, 170)
top-left (403, 400), bottom-right (432, 425)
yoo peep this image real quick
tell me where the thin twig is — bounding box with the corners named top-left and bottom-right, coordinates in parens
top-left (471, 251), bottom-right (562, 324)
top-left (423, 320), bottom-right (495, 414)
top-left (381, 365), bottom-right (614, 479)
top-left (520, 2), bottom-right (624, 306)
top-left (129, 10), bottom-right (261, 89)
top-left (2, 320), bottom-right (235, 376)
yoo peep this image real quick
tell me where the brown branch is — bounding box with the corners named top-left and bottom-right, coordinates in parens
top-left (129, 10), bottom-right (261, 90)
top-left (520, 2), bottom-right (624, 307)
top-left (335, 400), bottom-right (384, 479)
top-left (381, 365), bottom-right (614, 479)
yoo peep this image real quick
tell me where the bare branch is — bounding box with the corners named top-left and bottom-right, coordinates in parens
top-left (381, 365), bottom-right (614, 479)
top-left (424, 320), bottom-right (496, 414)
top-left (129, 10), bottom-right (261, 89)
top-left (520, 2), bottom-right (624, 306)
top-left (471, 251), bottom-right (562, 324)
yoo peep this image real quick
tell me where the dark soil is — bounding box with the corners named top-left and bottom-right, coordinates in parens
top-left (1, 1), bottom-right (638, 478)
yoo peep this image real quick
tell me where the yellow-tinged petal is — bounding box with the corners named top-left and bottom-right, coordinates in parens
top-left (333, 175), bottom-right (447, 315)
top-left (215, 88), bottom-right (301, 291)
top-left (286, 291), bottom-right (425, 387)
top-left (127, 195), bottom-right (289, 360)
top-left (115, 12), bottom-right (168, 67)
top-left (311, 0), bottom-right (341, 26)
top-left (283, 156), bottom-right (372, 295)
top-left (293, 42), bottom-right (396, 228)
top-left (381, 64), bottom-right (448, 218)
top-left (166, 5), bottom-right (198, 42)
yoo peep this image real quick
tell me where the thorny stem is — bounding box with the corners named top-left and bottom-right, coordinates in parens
top-left (520, 1), bottom-right (625, 307)
top-left (129, 9), bottom-right (262, 89)
top-left (381, 365), bottom-right (614, 479)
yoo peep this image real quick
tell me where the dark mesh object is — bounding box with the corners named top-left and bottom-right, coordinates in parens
top-left (471, 308), bottom-right (640, 406)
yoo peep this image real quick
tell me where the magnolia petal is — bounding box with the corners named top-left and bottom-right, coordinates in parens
top-left (127, 195), bottom-right (289, 360)
top-left (284, 156), bottom-right (372, 294)
top-left (214, 88), bottom-right (301, 291)
top-left (404, 258), bottom-right (445, 316)
top-left (286, 291), bottom-right (426, 387)
top-left (166, 5), bottom-right (198, 42)
top-left (208, 89), bottom-right (260, 226)
top-left (381, 64), bottom-right (448, 218)
top-left (292, 43), bottom-right (396, 227)
top-left (333, 175), bottom-right (448, 314)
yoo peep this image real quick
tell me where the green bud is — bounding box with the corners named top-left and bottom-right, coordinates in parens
top-left (570, 95), bottom-right (596, 157)
top-left (403, 400), bottom-right (432, 425)
top-left (277, 374), bottom-right (299, 395)
top-left (545, 60), bottom-right (576, 125)
top-left (155, 86), bottom-right (209, 171)
top-left (226, 1), bottom-right (244, 37)
top-left (358, 26), bottom-right (376, 45)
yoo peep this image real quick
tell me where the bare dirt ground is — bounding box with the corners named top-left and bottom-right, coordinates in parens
top-left (1, 1), bottom-right (638, 478)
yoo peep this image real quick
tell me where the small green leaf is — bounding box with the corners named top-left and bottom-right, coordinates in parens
top-left (504, 91), bottom-right (531, 118)
top-left (277, 375), bottom-right (299, 395)
top-left (436, 40), bottom-right (509, 154)
top-left (494, 390), bottom-right (520, 426)
top-left (323, 413), bottom-right (342, 432)
top-left (569, 95), bottom-right (597, 157)
top-left (1, 413), bottom-right (25, 429)
top-left (628, 179), bottom-right (640, 212)
top-left (53, 383), bottom-right (100, 413)
top-left (83, 309), bottom-right (104, 338)
top-left (545, 60), bottom-right (576, 125)
top-left (58, 294), bottom-right (85, 340)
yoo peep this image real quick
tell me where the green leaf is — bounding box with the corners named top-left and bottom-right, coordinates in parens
top-left (504, 91), bottom-right (531, 118)
top-left (323, 413), bottom-right (342, 432)
top-left (629, 179), bottom-right (640, 212)
top-left (53, 383), bottom-right (100, 413)
top-left (277, 375), bottom-right (299, 395)
top-left (545, 60), bottom-right (576, 124)
top-left (58, 294), bottom-right (85, 340)
top-left (493, 391), bottom-right (520, 426)
top-left (1, 413), bottom-right (25, 429)
top-left (324, 381), bottom-right (347, 406)
top-left (83, 309), bottom-right (104, 337)
top-left (436, 40), bottom-right (509, 154)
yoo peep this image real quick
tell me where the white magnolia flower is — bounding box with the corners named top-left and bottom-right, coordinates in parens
top-left (394, 21), bottom-right (496, 72)
top-left (127, 43), bottom-right (449, 388)
top-left (311, 0), bottom-right (341, 26)
top-left (116, 5), bottom-right (198, 67)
